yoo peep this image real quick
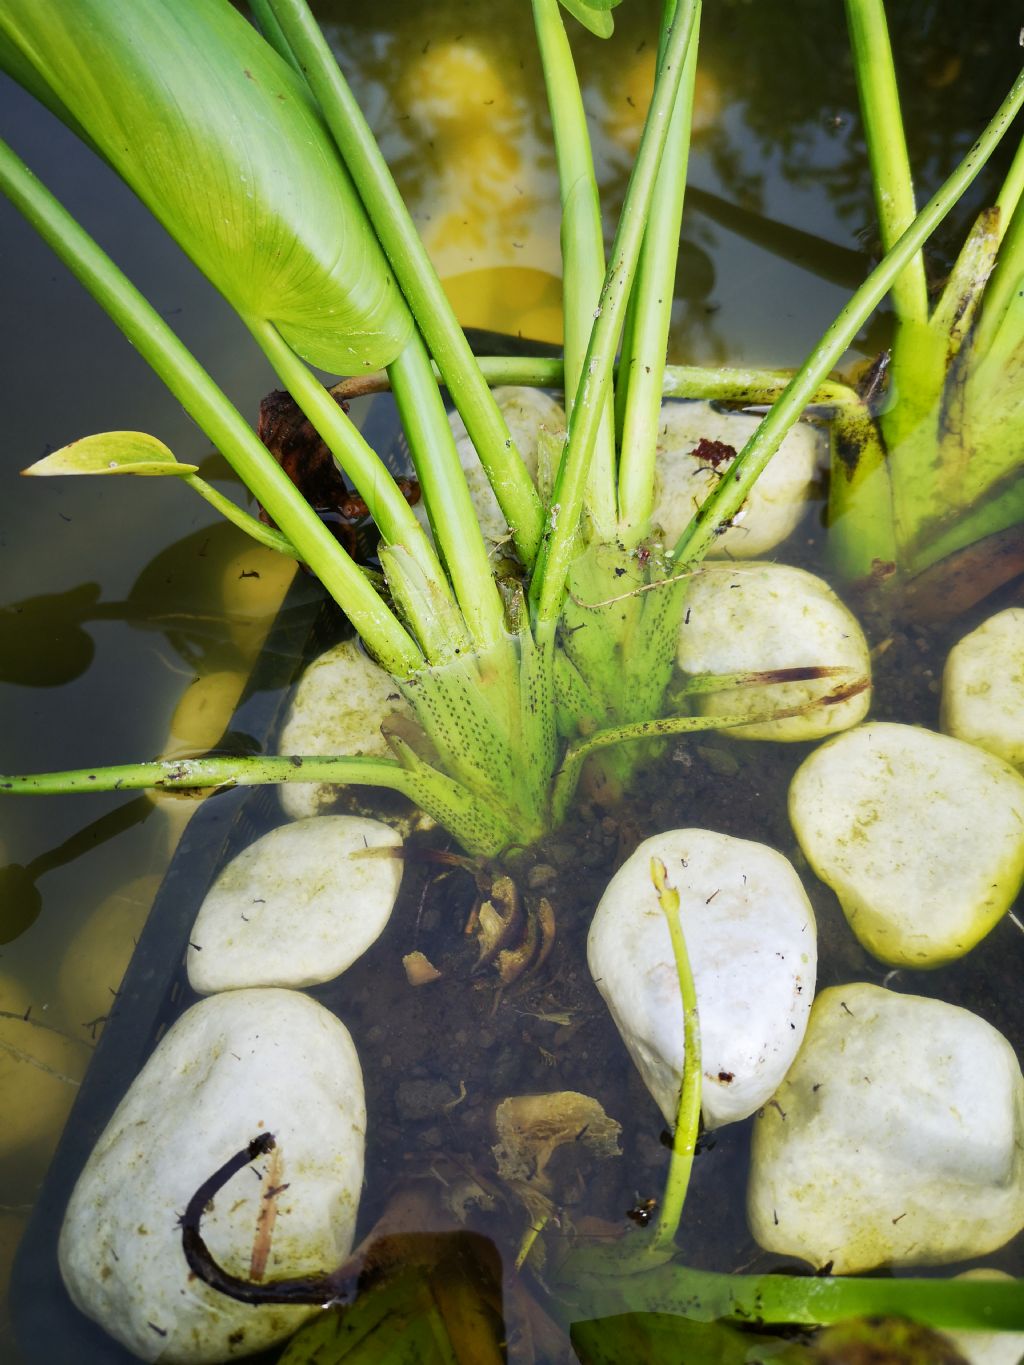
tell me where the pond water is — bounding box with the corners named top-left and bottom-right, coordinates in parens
top-left (0, 0), bottom-right (1022, 1360)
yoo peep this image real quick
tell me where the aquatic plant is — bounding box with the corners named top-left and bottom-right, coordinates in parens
top-left (1, 0), bottom-right (1018, 855)
top-left (3, 0), bottom-right (1024, 1356)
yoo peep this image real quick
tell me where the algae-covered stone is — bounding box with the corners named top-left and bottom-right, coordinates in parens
top-left (676, 562), bottom-right (871, 741)
top-left (588, 829), bottom-right (816, 1130)
top-left (748, 983), bottom-right (1024, 1273)
top-left (941, 608), bottom-right (1024, 769)
top-left (187, 816), bottom-right (402, 993)
top-left (59, 989), bottom-right (365, 1364)
top-left (446, 386), bottom-right (565, 542)
top-left (789, 722), bottom-right (1024, 966)
top-left (653, 401), bottom-right (820, 557)
top-left (276, 637), bottom-right (413, 819)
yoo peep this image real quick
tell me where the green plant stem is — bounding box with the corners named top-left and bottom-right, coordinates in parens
top-left (531, 0), bottom-right (700, 625)
top-left (648, 860), bottom-right (701, 1258)
top-left (844, 0), bottom-right (928, 332)
top-left (331, 358), bottom-right (863, 410)
top-left (531, 0), bottom-right (616, 536)
top-left (563, 1261), bottom-right (1024, 1333)
top-left (247, 317), bottom-right (457, 661)
top-left (996, 129), bottom-right (1024, 223)
top-left (387, 336), bottom-right (507, 654)
top-left (0, 755), bottom-right (419, 799)
top-left (617, 1), bottom-right (700, 543)
top-left (180, 475), bottom-right (297, 556)
top-left (550, 674), bottom-right (866, 817)
top-left (248, 0), bottom-right (302, 76)
top-left (264, 0), bottom-right (544, 567)
top-left (672, 63), bottom-right (1024, 570)
top-left (0, 137), bottom-right (421, 677)
top-left (971, 180), bottom-right (1024, 362)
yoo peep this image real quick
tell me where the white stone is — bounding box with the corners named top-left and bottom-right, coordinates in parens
top-left (444, 386), bottom-right (565, 542)
top-left (789, 722), bottom-right (1024, 966)
top-left (748, 983), bottom-right (1024, 1274)
top-left (276, 637), bottom-right (413, 819)
top-left (187, 816), bottom-right (402, 993)
top-left (676, 562), bottom-right (871, 741)
top-left (942, 608), bottom-right (1024, 769)
top-left (653, 401), bottom-right (820, 557)
top-left (587, 829), bottom-right (816, 1130)
top-left (59, 989), bottom-right (365, 1364)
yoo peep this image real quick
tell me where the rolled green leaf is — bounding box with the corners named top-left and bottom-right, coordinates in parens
top-left (0, 0), bottom-right (411, 374)
top-left (558, 0), bottom-right (622, 38)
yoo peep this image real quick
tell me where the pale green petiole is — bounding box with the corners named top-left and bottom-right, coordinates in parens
top-left (531, 0), bottom-right (617, 536)
top-left (0, 136), bottom-right (422, 677)
top-left (532, 0), bottom-right (701, 626)
top-left (648, 857), bottom-right (701, 1257)
top-left (263, 0), bottom-right (545, 567)
top-left (617, 0), bottom-right (701, 543)
top-left (0, 755), bottom-right (419, 799)
top-left (672, 63), bottom-right (1024, 571)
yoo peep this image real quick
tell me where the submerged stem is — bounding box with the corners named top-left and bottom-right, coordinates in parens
top-left (0, 755), bottom-right (420, 799)
top-left (648, 858), bottom-right (701, 1257)
top-left (551, 675), bottom-right (868, 818)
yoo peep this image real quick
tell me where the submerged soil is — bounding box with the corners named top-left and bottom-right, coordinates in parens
top-left (250, 510), bottom-right (1024, 1353)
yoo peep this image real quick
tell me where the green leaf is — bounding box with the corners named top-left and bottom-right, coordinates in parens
top-left (557, 0), bottom-right (618, 38)
top-left (0, 0), bottom-right (412, 375)
top-left (22, 431), bottom-right (198, 478)
top-left (571, 1312), bottom-right (810, 1364)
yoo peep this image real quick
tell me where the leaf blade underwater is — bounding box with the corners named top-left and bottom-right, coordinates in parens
top-left (0, 0), bottom-right (412, 375)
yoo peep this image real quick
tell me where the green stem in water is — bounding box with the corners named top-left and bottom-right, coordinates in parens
top-left (387, 336), bottom-right (508, 655)
top-left (263, 0), bottom-right (544, 567)
top-left (532, 0), bottom-right (701, 625)
top-left (331, 358), bottom-right (863, 411)
top-left (648, 858), bottom-right (701, 1258)
top-left (617, 0), bottom-right (701, 543)
top-left (672, 63), bottom-right (1024, 571)
top-left (0, 136), bottom-right (421, 677)
top-left (246, 317), bottom-right (457, 662)
top-left (531, 0), bottom-right (617, 536)
top-left (844, 0), bottom-right (929, 334)
top-left (551, 673), bottom-right (867, 818)
top-left (562, 1260), bottom-right (1024, 1333)
top-left (0, 755), bottom-right (419, 799)
top-left (180, 475), bottom-right (297, 557)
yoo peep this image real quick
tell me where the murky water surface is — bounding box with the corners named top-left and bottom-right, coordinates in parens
top-left (0, 0), bottom-right (1021, 1359)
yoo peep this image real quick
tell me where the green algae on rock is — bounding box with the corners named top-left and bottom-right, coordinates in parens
top-left (275, 639), bottom-right (414, 820)
top-left (748, 983), bottom-right (1024, 1275)
top-left (941, 608), bottom-right (1024, 770)
top-left (676, 562), bottom-right (871, 742)
top-left (789, 721), bottom-right (1024, 966)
